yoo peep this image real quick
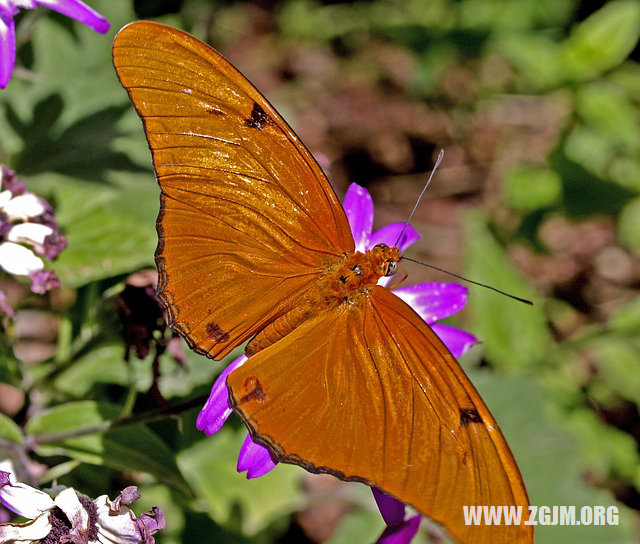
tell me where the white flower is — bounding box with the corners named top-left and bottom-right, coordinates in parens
top-left (0, 241), bottom-right (44, 275)
top-left (0, 461), bottom-right (165, 543)
top-left (0, 183), bottom-right (48, 277)
top-left (0, 166), bottom-right (66, 312)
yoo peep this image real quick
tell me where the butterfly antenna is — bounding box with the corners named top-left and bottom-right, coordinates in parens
top-left (402, 257), bottom-right (534, 305)
top-left (394, 149), bottom-right (445, 248)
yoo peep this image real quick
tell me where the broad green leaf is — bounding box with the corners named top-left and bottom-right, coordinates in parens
top-left (608, 156), bottom-right (640, 194)
top-left (464, 212), bottom-right (551, 370)
top-left (0, 344), bottom-right (20, 386)
top-left (469, 369), bottom-right (637, 544)
top-left (575, 82), bottom-right (640, 151)
top-left (0, 413), bottom-right (23, 444)
top-left (26, 401), bottom-right (191, 495)
top-left (28, 172), bottom-right (158, 286)
top-left (567, 407), bottom-right (640, 483)
top-left (496, 34), bottom-right (564, 89)
top-left (178, 426), bottom-right (303, 535)
top-left (564, 126), bottom-right (615, 180)
top-left (585, 336), bottom-right (640, 407)
top-left (53, 343), bottom-right (133, 397)
top-left (610, 297), bottom-right (640, 333)
top-left (618, 197), bottom-right (640, 255)
top-left (560, 0), bottom-right (640, 81)
top-left (610, 63), bottom-right (640, 98)
top-left (503, 166), bottom-right (563, 212)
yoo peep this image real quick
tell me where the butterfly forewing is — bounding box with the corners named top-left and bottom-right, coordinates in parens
top-left (112, 21), bottom-right (354, 359)
top-left (228, 285), bottom-right (531, 544)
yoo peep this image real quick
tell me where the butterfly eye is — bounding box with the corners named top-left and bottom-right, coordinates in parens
top-left (374, 243), bottom-right (388, 250)
top-left (352, 264), bottom-right (363, 277)
top-left (384, 260), bottom-right (398, 277)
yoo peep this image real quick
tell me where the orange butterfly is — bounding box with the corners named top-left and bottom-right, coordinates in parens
top-left (113, 21), bottom-right (532, 544)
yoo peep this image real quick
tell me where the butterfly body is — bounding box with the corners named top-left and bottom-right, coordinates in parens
top-left (246, 244), bottom-right (401, 355)
top-left (113, 21), bottom-right (533, 544)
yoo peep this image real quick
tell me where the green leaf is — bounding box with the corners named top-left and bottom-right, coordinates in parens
top-left (561, 1), bottom-right (640, 81)
top-left (567, 407), bottom-right (640, 483)
top-left (503, 166), bottom-right (563, 212)
top-left (0, 343), bottom-right (20, 386)
top-left (575, 82), bottom-right (640, 147)
top-left (564, 125), bottom-right (616, 181)
top-left (464, 212), bottom-right (552, 370)
top-left (469, 369), bottom-right (637, 543)
top-left (0, 413), bottom-right (23, 444)
top-left (26, 401), bottom-right (191, 495)
top-left (586, 336), bottom-right (640, 408)
top-left (496, 34), bottom-right (564, 89)
top-left (618, 197), bottom-right (640, 255)
top-left (610, 62), bottom-right (640, 98)
top-left (53, 343), bottom-right (131, 396)
top-left (178, 426), bottom-right (303, 535)
top-left (610, 297), bottom-right (640, 333)
top-left (28, 172), bottom-right (158, 286)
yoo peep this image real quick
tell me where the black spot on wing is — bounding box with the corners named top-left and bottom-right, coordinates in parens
top-left (245, 102), bottom-right (272, 130)
top-left (240, 376), bottom-right (266, 403)
top-left (206, 321), bottom-right (230, 343)
top-left (459, 408), bottom-right (482, 428)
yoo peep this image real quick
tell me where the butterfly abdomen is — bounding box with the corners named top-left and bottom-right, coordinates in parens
top-left (246, 304), bottom-right (313, 356)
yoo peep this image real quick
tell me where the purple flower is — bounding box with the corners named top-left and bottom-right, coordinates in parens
top-left (0, 0), bottom-right (109, 89)
top-left (0, 166), bottom-right (67, 315)
top-left (372, 488), bottom-right (421, 544)
top-left (343, 183), bottom-right (477, 360)
top-left (196, 183), bottom-right (478, 542)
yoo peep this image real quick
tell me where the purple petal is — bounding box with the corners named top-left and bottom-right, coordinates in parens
top-left (166, 336), bottom-right (186, 366)
top-left (376, 514), bottom-right (421, 544)
top-left (0, 166), bottom-right (25, 196)
top-left (0, 13), bottom-right (16, 89)
top-left (0, 471), bottom-right (9, 487)
top-left (369, 223), bottom-right (420, 252)
top-left (237, 433), bottom-right (277, 479)
top-left (111, 486), bottom-right (140, 510)
top-left (0, 290), bottom-right (15, 318)
top-left (431, 323), bottom-right (479, 358)
top-left (139, 506), bottom-right (166, 532)
top-left (343, 183), bottom-right (374, 252)
top-left (40, 231), bottom-right (68, 260)
top-left (372, 488), bottom-right (405, 527)
top-left (0, 504), bottom-right (10, 523)
top-left (196, 355), bottom-right (247, 436)
top-left (28, 269), bottom-right (60, 294)
top-left (136, 506), bottom-right (166, 543)
top-left (392, 282), bottom-right (468, 324)
top-left (377, 515), bottom-right (421, 544)
top-left (36, 0), bottom-right (110, 33)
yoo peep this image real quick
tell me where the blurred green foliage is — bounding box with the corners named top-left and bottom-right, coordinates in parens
top-left (1, 0), bottom-right (639, 543)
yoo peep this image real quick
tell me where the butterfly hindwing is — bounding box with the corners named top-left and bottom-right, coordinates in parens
top-left (227, 285), bottom-right (531, 544)
top-left (113, 21), bottom-right (354, 359)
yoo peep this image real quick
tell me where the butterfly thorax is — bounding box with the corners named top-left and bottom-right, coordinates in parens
top-left (320, 243), bottom-right (402, 306)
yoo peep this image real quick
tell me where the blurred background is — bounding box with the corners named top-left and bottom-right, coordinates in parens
top-left (0, 0), bottom-right (639, 542)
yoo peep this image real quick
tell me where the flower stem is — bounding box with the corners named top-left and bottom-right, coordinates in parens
top-left (31, 394), bottom-right (209, 445)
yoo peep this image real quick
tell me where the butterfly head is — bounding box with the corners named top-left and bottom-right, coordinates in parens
top-left (372, 243), bottom-right (402, 277)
